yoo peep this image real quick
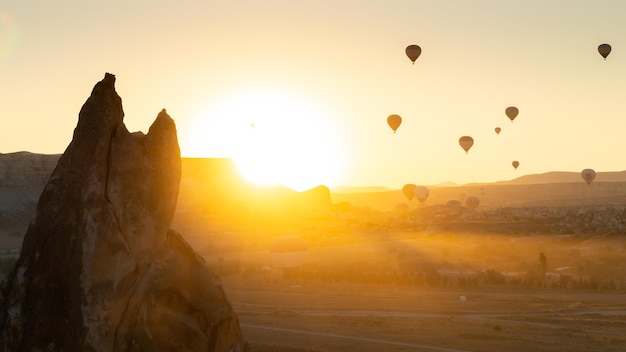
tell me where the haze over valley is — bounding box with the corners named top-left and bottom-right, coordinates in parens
top-left (2, 150), bottom-right (626, 351)
top-left (3, 1), bottom-right (626, 350)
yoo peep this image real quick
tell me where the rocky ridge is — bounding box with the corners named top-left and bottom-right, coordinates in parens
top-left (0, 73), bottom-right (247, 351)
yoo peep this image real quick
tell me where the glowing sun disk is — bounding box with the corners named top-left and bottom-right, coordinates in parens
top-left (190, 87), bottom-right (345, 191)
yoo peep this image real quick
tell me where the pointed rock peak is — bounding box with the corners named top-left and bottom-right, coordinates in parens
top-left (103, 72), bottom-right (116, 85)
top-left (155, 108), bottom-right (171, 123)
top-left (145, 108), bottom-right (180, 163)
top-left (0, 74), bottom-right (246, 351)
top-left (89, 72), bottom-right (118, 99)
top-left (76, 73), bottom-right (124, 138)
top-left (148, 108), bottom-right (177, 137)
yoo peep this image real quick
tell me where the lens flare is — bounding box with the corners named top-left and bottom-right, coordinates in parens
top-left (0, 12), bottom-right (18, 61)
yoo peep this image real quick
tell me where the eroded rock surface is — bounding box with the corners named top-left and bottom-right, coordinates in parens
top-left (0, 73), bottom-right (247, 351)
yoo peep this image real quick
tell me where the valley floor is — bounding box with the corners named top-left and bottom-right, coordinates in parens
top-left (222, 276), bottom-right (626, 352)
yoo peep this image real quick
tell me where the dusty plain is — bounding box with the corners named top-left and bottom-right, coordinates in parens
top-left (198, 227), bottom-right (626, 352)
top-left (2, 156), bottom-right (626, 351)
top-left (225, 276), bottom-right (626, 352)
top-left (176, 173), bottom-right (626, 352)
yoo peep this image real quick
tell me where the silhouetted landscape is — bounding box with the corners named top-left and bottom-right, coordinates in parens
top-left (2, 150), bottom-right (626, 351)
top-left (4, 1), bottom-right (626, 350)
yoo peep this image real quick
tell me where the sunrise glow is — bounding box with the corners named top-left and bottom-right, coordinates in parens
top-left (3, 2), bottom-right (626, 351)
top-left (186, 86), bottom-right (346, 191)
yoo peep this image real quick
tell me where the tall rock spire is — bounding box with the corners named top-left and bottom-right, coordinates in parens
top-left (0, 73), bottom-right (247, 351)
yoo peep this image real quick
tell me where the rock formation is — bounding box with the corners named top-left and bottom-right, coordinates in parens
top-left (1, 155), bottom-right (333, 250)
top-left (0, 73), bottom-right (247, 351)
top-left (0, 152), bottom-right (60, 245)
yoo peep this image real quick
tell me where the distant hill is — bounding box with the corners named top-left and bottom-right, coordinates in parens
top-left (3, 153), bottom-right (626, 242)
top-left (177, 158), bottom-right (331, 215)
top-left (488, 170), bottom-right (626, 186)
top-left (334, 171), bottom-right (626, 193)
top-left (330, 170), bottom-right (626, 212)
top-left (331, 186), bottom-right (392, 194)
top-left (0, 154), bottom-right (332, 248)
top-left (0, 152), bottom-right (60, 247)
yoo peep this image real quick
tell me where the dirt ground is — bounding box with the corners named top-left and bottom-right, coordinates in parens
top-left (221, 274), bottom-right (626, 352)
top-left (196, 227), bottom-right (626, 351)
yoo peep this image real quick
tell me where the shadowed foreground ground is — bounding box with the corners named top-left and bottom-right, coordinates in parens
top-left (189, 216), bottom-right (626, 351)
top-left (221, 273), bottom-right (626, 352)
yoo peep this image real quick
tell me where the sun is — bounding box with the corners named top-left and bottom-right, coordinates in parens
top-left (186, 86), bottom-right (346, 191)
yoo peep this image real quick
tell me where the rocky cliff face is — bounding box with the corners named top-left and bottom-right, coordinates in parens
top-left (0, 152), bottom-right (60, 210)
top-left (0, 152), bottom-right (60, 245)
top-left (1, 156), bottom-right (333, 249)
top-left (0, 73), bottom-right (247, 351)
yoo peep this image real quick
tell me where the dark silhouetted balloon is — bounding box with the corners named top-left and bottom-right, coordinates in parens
top-left (581, 168), bottom-right (596, 185)
top-left (459, 136), bottom-right (474, 154)
top-left (512, 160), bottom-right (519, 169)
top-left (505, 106), bottom-right (518, 122)
top-left (413, 186), bottom-right (429, 203)
top-left (465, 196), bottom-right (480, 210)
top-left (402, 183), bottom-right (416, 201)
top-left (495, 127), bottom-right (501, 134)
top-left (270, 236), bottom-right (308, 268)
top-left (598, 44), bottom-right (611, 60)
top-left (446, 199), bottom-right (462, 207)
top-left (406, 45), bottom-right (421, 64)
top-left (387, 114), bottom-right (402, 133)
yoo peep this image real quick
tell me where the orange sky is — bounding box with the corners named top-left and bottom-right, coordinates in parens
top-left (2, 2), bottom-right (626, 191)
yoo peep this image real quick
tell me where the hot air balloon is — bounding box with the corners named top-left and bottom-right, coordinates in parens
top-left (402, 184), bottom-right (416, 201)
top-left (446, 199), bottom-right (462, 207)
top-left (495, 127), bottom-right (501, 135)
top-left (505, 106), bottom-right (518, 122)
top-left (465, 196), bottom-right (480, 210)
top-left (270, 236), bottom-right (308, 268)
top-left (387, 114), bottom-right (402, 133)
top-left (598, 44), bottom-right (611, 60)
top-left (581, 168), bottom-right (596, 186)
top-left (405, 45), bottom-right (421, 64)
top-left (512, 160), bottom-right (519, 169)
top-left (459, 136), bottom-right (474, 154)
top-left (413, 186), bottom-right (429, 203)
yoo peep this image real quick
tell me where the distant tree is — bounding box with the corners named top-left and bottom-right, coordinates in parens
top-left (539, 252), bottom-right (547, 275)
top-left (486, 269), bottom-right (506, 284)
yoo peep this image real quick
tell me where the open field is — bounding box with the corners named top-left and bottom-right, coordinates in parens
top-left (331, 181), bottom-right (626, 211)
top-left (2, 155), bottom-right (626, 350)
top-left (202, 230), bottom-right (626, 352)
top-left (223, 276), bottom-right (626, 352)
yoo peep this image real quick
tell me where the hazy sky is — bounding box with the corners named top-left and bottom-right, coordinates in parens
top-left (2, 1), bottom-right (625, 190)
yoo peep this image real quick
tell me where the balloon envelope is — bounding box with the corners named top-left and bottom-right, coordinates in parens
top-left (459, 136), bottom-right (474, 153)
top-left (402, 184), bottom-right (416, 201)
top-left (598, 44), bottom-right (611, 59)
top-left (387, 114), bottom-right (402, 133)
top-left (270, 236), bottom-right (308, 268)
top-left (405, 45), bottom-right (421, 63)
top-left (495, 127), bottom-right (501, 134)
top-left (505, 107), bottom-right (518, 122)
top-left (446, 199), bottom-right (462, 207)
top-left (465, 196), bottom-right (480, 210)
top-left (581, 168), bottom-right (596, 185)
top-left (413, 186), bottom-right (429, 203)
top-left (512, 160), bottom-right (519, 169)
